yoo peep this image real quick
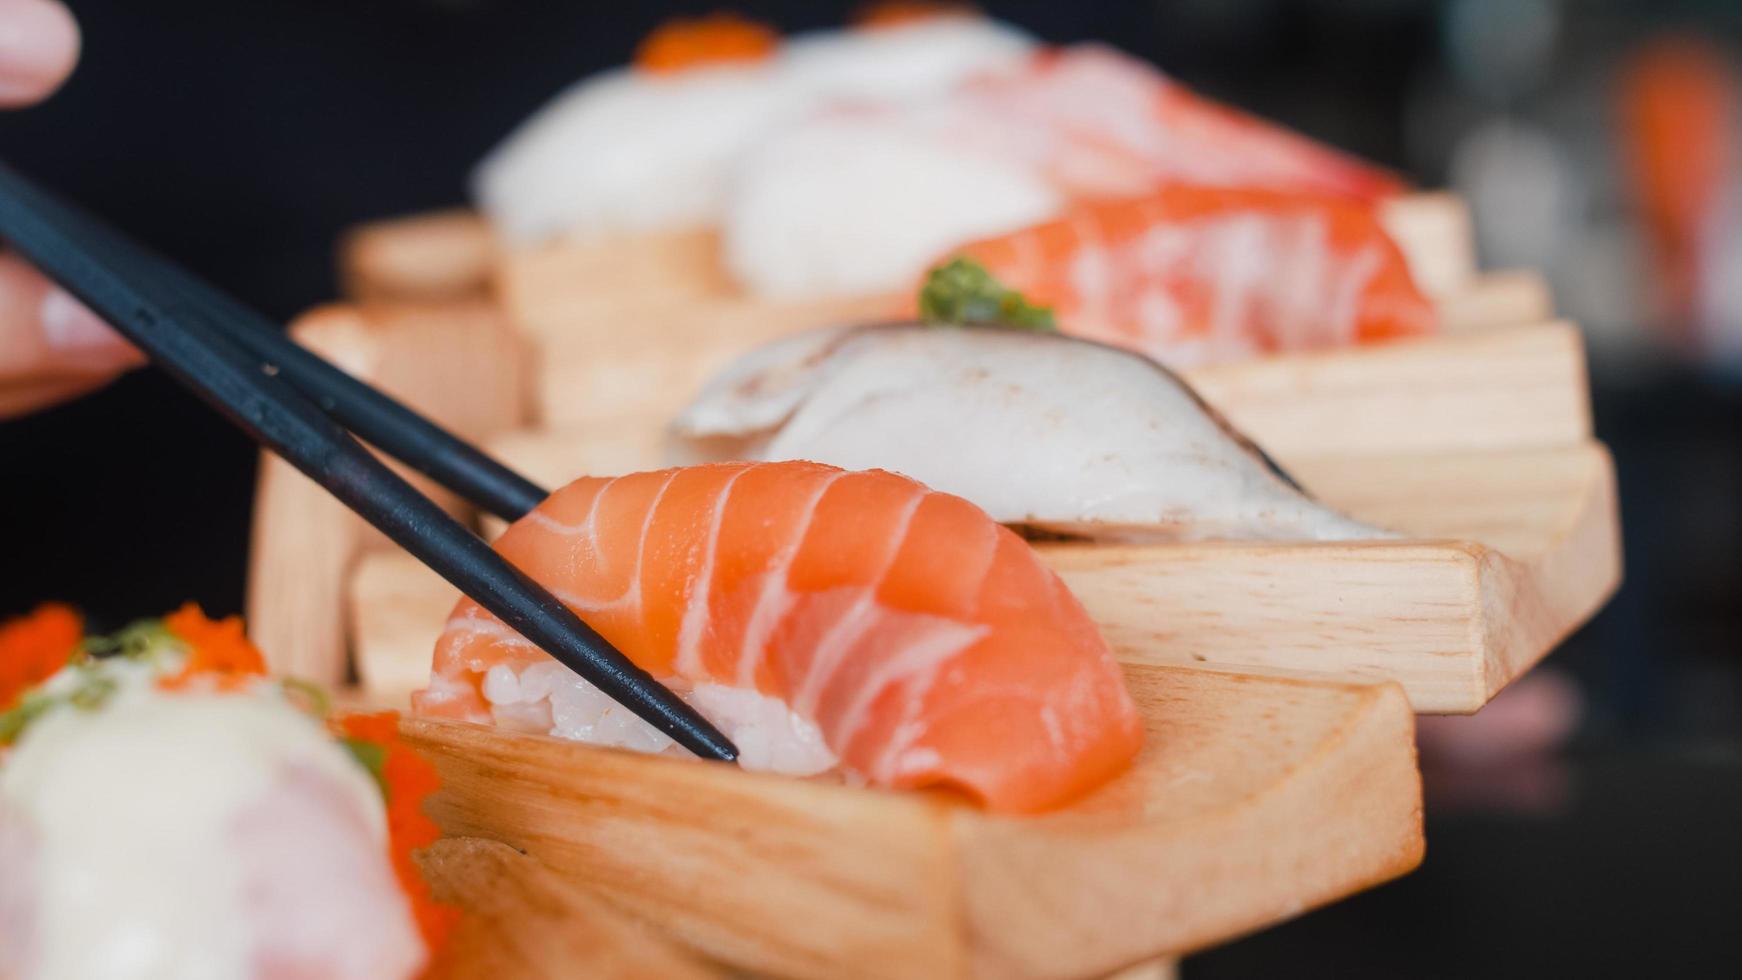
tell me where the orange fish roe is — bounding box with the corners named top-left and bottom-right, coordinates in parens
top-left (855, 1), bottom-right (974, 28)
top-left (0, 603), bottom-right (82, 711)
top-left (157, 602), bottom-right (267, 691)
top-left (634, 13), bottom-right (777, 74)
top-left (339, 711), bottom-right (458, 957)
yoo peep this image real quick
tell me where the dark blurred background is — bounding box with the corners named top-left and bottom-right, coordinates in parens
top-left (1, 1), bottom-right (1738, 976)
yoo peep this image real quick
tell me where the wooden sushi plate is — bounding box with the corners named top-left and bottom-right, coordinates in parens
top-left (423, 837), bottom-right (718, 979)
top-left (231, 190), bottom-right (1620, 975)
top-left (403, 664), bottom-right (1421, 979)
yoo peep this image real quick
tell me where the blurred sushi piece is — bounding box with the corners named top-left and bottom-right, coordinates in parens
top-left (0, 604), bottom-right (450, 980)
top-left (933, 185), bottom-right (1436, 367)
top-left (724, 44), bottom-right (1406, 298)
top-left (471, 9), bottom-right (1409, 318)
top-left (473, 10), bottom-right (1035, 244)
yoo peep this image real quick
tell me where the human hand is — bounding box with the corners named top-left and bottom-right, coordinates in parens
top-left (0, 0), bottom-right (141, 419)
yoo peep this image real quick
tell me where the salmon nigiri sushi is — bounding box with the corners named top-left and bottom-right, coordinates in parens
top-left (938, 186), bottom-right (1437, 366)
top-left (413, 461), bottom-right (1142, 813)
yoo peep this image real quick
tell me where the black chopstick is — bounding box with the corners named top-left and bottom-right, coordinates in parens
top-left (134, 249), bottom-right (547, 521)
top-left (0, 160), bottom-right (736, 763)
top-left (7, 172), bottom-right (545, 521)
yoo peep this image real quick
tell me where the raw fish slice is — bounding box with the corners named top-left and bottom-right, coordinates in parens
top-left (939, 186), bottom-right (1436, 366)
top-left (673, 324), bottom-right (1381, 543)
top-left (978, 46), bottom-right (1404, 201)
top-left (415, 461), bottom-right (1142, 814)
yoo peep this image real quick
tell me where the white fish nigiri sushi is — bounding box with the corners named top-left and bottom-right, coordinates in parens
top-left (0, 606), bottom-right (441, 980)
top-left (672, 321), bottom-right (1380, 543)
top-left (473, 12), bottom-right (1033, 244)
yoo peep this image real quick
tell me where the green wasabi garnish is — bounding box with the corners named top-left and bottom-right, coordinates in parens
top-left (0, 694), bottom-right (54, 745)
top-left (917, 257), bottom-right (1057, 332)
top-left (79, 618), bottom-right (182, 662)
top-left (280, 676), bottom-right (333, 720)
top-left (0, 664), bottom-right (122, 746)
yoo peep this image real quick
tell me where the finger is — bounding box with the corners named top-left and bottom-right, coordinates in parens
top-left (0, 0), bottom-right (79, 107)
top-left (0, 252), bottom-right (143, 383)
top-left (0, 373), bottom-right (108, 418)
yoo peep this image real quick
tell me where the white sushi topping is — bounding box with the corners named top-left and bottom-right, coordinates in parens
top-left (718, 46), bottom-right (1177, 298)
top-left (722, 113), bottom-right (1061, 298)
top-left (470, 16), bottom-right (1035, 245)
top-left (473, 64), bottom-right (807, 244)
top-left (0, 667), bottom-right (422, 980)
top-left (672, 323), bottom-right (1385, 543)
top-left (481, 660), bottom-right (836, 777)
top-left (778, 15), bottom-right (1034, 106)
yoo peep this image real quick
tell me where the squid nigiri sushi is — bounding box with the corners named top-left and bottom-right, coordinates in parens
top-left (672, 317), bottom-right (1379, 543)
top-left (412, 461), bottom-right (1142, 814)
top-left (936, 186), bottom-right (1437, 366)
top-left (0, 605), bottom-right (449, 980)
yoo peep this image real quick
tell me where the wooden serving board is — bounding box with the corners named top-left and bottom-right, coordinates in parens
top-left (343, 433), bottom-right (1618, 713)
top-left (423, 837), bottom-right (719, 979)
top-left (397, 663), bottom-right (1423, 980)
top-left (338, 192), bottom-right (1476, 304)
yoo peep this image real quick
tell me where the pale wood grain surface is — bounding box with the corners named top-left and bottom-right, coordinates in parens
top-left (422, 837), bottom-right (720, 979)
top-left (1377, 190), bottom-right (1473, 297)
top-left (340, 211), bottom-right (496, 303)
top-left (245, 301), bottom-right (529, 684)
top-left (1437, 269), bottom-right (1553, 333)
top-left (1186, 320), bottom-right (1590, 461)
top-left (422, 832), bottom-right (1182, 980)
top-left (398, 664), bottom-right (1422, 979)
top-left (1018, 444), bottom-right (1619, 712)
top-left (338, 191), bottom-right (1475, 305)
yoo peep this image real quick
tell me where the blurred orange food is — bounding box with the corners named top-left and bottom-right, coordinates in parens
top-left (1619, 36), bottom-right (1738, 328)
top-left (157, 602), bottom-right (267, 691)
top-left (0, 603), bottom-right (82, 711)
top-left (855, 2), bottom-right (976, 29)
top-left (634, 13), bottom-right (779, 74)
